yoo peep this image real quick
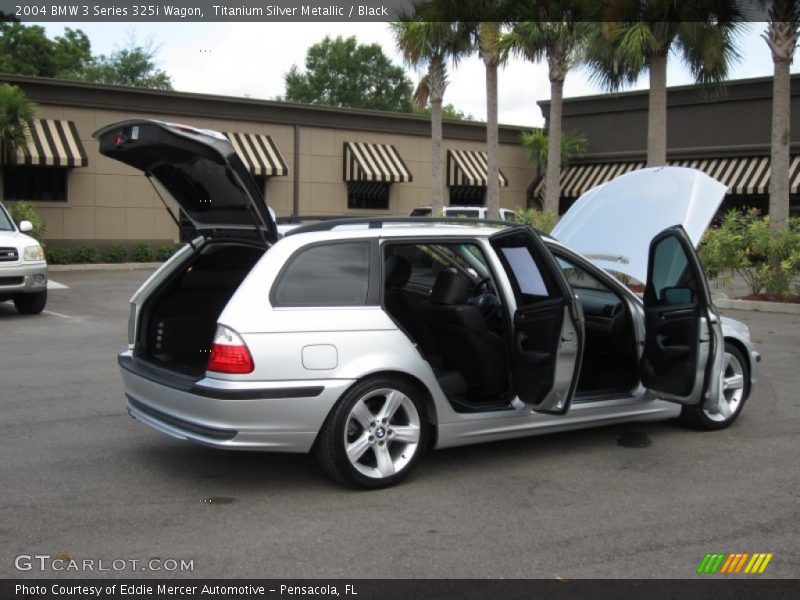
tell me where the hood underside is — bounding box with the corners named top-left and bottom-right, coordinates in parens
top-left (551, 166), bottom-right (726, 283)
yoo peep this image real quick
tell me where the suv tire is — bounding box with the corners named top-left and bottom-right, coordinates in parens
top-left (14, 290), bottom-right (47, 315)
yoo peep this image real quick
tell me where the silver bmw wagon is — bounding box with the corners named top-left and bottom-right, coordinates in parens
top-left (97, 120), bottom-right (760, 488)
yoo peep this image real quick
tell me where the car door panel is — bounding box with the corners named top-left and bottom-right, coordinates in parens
top-left (490, 227), bottom-right (584, 414)
top-left (642, 226), bottom-right (722, 405)
top-left (642, 303), bottom-right (701, 397)
top-left (513, 297), bottom-right (565, 400)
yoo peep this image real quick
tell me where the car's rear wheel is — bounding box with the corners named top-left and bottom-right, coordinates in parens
top-left (679, 341), bottom-right (749, 430)
top-left (316, 376), bottom-right (429, 489)
top-left (14, 290), bottom-right (47, 315)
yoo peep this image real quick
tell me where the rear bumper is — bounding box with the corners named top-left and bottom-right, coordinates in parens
top-left (119, 351), bottom-right (353, 452)
top-left (0, 261), bottom-right (47, 294)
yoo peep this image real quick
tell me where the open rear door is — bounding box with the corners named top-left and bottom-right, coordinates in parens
top-left (642, 226), bottom-right (723, 406)
top-left (490, 227), bottom-right (584, 414)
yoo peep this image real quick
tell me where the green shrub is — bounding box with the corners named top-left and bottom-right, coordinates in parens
top-left (699, 209), bottom-right (800, 299)
top-left (6, 200), bottom-right (46, 242)
top-left (46, 247), bottom-right (70, 265)
top-left (512, 207), bottom-right (559, 234)
top-left (154, 244), bottom-right (177, 261)
top-left (71, 245), bottom-right (101, 264)
top-left (131, 243), bottom-right (154, 262)
top-left (104, 244), bottom-right (127, 263)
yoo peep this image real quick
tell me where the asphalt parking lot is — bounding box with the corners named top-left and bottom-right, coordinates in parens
top-left (1, 268), bottom-right (798, 579)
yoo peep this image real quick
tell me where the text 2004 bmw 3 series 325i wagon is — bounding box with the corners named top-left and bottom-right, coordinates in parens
top-left (96, 120), bottom-right (760, 488)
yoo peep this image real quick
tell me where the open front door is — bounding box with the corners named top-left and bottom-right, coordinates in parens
top-left (491, 227), bottom-right (584, 415)
top-left (642, 226), bottom-right (723, 406)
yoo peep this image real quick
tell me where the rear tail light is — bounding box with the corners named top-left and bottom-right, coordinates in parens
top-left (207, 324), bottom-right (254, 374)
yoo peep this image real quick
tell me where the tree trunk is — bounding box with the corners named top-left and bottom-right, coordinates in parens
top-left (544, 76), bottom-right (564, 214)
top-left (429, 58), bottom-right (446, 215)
top-left (485, 59), bottom-right (500, 219)
top-left (647, 53), bottom-right (668, 167)
top-left (769, 51), bottom-right (791, 227)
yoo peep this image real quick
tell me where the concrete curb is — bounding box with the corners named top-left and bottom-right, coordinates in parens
top-left (714, 297), bottom-right (800, 315)
top-left (48, 262), bottom-right (161, 272)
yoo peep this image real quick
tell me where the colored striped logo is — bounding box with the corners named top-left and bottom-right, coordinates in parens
top-left (697, 553), bottom-right (773, 574)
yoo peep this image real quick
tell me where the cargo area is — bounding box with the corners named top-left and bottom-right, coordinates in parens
top-left (136, 242), bottom-right (264, 376)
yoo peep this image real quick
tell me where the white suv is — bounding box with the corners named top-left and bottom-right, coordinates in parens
top-left (97, 120), bottom-right (760, 488)
top-left (0, 202), bottom-right (47, 314)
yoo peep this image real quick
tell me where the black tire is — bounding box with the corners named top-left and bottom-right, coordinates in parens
top-left (315, 375), bottom-right (430, 489)
top-left (679, 341), bottom-right (750, 431)
top-left (13, 290), bottom-right (47, 315)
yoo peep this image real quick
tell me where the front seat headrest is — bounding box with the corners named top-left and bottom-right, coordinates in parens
top-left (385, 256), bottom-right (412, 289)
top-left (430, 270), bottom-right (470, 305)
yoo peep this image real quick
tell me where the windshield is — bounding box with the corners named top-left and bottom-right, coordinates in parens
top-left (0, 205), bottom-right (15, 231)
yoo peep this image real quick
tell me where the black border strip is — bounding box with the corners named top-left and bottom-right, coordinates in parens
top-left (118, 354), bottom-right (325, 400)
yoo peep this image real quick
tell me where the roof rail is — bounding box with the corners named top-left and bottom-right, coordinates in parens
top-left (276, 215), bottom-right (344, 224)
top-left (284, 216), bottom-right (519, 236)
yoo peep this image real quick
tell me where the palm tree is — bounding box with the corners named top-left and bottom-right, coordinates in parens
top-left (587, 1), bottom-right (743, 166)
top-left (0, 84), bottom-right (36, 167)
top-left (762, 1), bottom-right (800, 227)
top-left (521, 129), bottom-right (587, 208)
top-left (475, 21), bottom-right (504, 219)
top-left (503, 21), bottom-right (595, 213)
top-left (391, 21), bottom-right (471, 215)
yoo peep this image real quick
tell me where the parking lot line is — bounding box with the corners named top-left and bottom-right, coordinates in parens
top-left (48, 280), bottom-right (68, 290)
top-left (42, 309), bottom-right (73, 319)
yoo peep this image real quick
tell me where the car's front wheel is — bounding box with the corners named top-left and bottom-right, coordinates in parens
top-left (316, 376), bottom-right (430, 488)
top-left (14, 290), bottom-right (47, 315)
top-left (679, 341), bottom-right (750, 430)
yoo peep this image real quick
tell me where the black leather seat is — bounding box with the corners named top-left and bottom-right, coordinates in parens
top-left (420, 270), bottom-right (507, 398)
top-left (384, 256), bottom-right (438, 359)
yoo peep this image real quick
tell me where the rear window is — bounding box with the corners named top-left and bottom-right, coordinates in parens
top-left (273, 242), bottom-right (370, 307)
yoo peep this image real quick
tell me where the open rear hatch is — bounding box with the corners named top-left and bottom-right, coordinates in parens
top-left (94, 119), bottom-right (278, 244)
top-left (96, 120), bottom-right (276, 376)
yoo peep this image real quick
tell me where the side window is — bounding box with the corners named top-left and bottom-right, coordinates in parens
top-left (274, 243), bottom-right (370, 307)
top-left (555, 256), bottom-right (609, 292)
top-left (500, 247), bottom-right (549, 297)
top-left (492, 231), bottom-right (557, 304)
top-left (651, 235), bottom-right (697, 303)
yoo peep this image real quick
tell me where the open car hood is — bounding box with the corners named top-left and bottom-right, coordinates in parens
top-left (94, 119), bottom-right (278, 244)
top-left (551, 166), bottom-right (726, 283)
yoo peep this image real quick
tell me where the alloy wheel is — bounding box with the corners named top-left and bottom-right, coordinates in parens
top-left (343, 388), bottom-right (421, 479)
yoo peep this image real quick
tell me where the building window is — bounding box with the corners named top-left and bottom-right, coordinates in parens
top-left (449, 186), bottom-right (485, 206)
top-left (3, 166), bottom-right (68, 202)
top-left (347, 182), bottom-right (389, 210)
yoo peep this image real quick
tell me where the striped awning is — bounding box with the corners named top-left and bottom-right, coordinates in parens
top-left (447, 149), bottom-right (508, 187)
top-left (13, 119), bottom-right (88, 167)
top-left (223, 131), bottom-right (288, 177)
top-left (672, 156), bottom-right (779, 195)
top-left (536, 155), bottom-right (800, 199)
top-left (533, 161), bottom-right (645, 199)
top-left (343, 142), bottom-right (412, 183)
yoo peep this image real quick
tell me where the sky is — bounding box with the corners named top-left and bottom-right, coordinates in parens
top-left (38, 21), bottom-right (800, 128)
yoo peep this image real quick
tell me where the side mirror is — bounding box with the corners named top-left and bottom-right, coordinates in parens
top-left (19, 220), bottom-right (33, 233)
top-left (661, 286), bottom-right (694, 305)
